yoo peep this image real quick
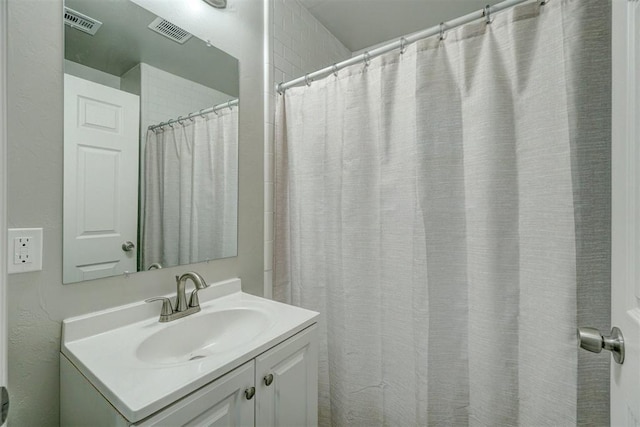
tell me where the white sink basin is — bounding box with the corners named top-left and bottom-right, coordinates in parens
top-left (61, 278), bottom-right (319, 423)
top-left (136, 308), bottom-right (270, 364)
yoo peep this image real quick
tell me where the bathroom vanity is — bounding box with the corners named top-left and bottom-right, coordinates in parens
top-left (60, 278), bottom-right (319, 426)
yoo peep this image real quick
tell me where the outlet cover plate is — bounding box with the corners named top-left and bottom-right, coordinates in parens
top-left (7, 228), bottom-right (43, 274)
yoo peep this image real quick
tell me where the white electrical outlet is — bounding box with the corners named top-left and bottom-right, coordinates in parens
top-left (8, 228), bottom-right (43, 274)
top-left (14, 236), bottom-right (32, 264)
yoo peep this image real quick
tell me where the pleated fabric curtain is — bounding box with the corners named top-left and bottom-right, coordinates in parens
top-left (274, 0), bottom-right (610, 425)
top-left (142, 107), bottom-right (238, 270)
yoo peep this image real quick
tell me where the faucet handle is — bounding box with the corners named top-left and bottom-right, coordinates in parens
top-left (189, 289), bottom-right (200, 308)
top-left (145, 297), bottom-right (173, 316)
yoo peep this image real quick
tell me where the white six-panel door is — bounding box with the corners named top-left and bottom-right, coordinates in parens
top-left (63, 74), bottom-right (139, 283)
top-left (612, 1), bottom-right (640, 425)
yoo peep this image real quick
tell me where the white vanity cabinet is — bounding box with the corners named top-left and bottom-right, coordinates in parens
top-left (60, 279), bottom-right (320, 427)
top-left (134, 361), bottom-right (255, 427)
top-left (137, 325), bottom-right (318, 427)
top-left (255, 326), bottom-right (318, 427)
top-left (61, 324), bottom-right (318, 427)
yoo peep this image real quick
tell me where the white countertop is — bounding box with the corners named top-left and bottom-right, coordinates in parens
top-left (61, 278), bottom-right (319, 422)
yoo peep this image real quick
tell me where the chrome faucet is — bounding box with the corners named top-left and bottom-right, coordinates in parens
top-left (145, 272), bottom-right (209, 322)
top-left (175, 272), bottom-right (208, 311)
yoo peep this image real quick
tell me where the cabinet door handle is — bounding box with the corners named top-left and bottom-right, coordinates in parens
top-left (264, 374), bottom-right (274, 386)
top-left (244, 387), bottom-right (256, 400)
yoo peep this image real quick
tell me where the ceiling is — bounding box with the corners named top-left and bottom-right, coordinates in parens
top-left (65, 0), bottom-right (239, 97)
top-left (297, 0), bottom-right (496, 52)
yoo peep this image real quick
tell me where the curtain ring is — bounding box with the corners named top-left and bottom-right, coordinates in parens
top-left (177, 116), bottom-right (184, 125)
top-left (483, 5), bottom-right (492, 24)
top-left (332, 64), bottom-right (339, 77)
top-left (439, 23), bottom-right (447, 41)
top-left (188, 115), bottom-right (195, 122)
top-left (227, 100), bottom-right (233, 110)
top-left (400, 37), bottom-right (407, 54)
top-left (168, 122), bottom-right (174, 129)
top-left (363, 51), bottom-right (371, 68)
top-left (305, 74), bottom-right (312, 86)
top-left (199, 108), bottom-right (206, 118)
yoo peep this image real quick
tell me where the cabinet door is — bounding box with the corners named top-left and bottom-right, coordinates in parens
top-left (135, 361), bottom-right (255, 427)
top-left (255, 325), bottom-right (318, 427)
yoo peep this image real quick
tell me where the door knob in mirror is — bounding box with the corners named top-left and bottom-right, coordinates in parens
top-left (122, 241), bottom-right (135, 252)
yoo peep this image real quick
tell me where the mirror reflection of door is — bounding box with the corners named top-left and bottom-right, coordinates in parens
top-left (63, 74), bottom-right (140, 283)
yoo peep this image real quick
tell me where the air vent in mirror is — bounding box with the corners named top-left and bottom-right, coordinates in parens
top-left (148, 17), bottom-right (193, 44)
top-left (64, 7), bottom-right (102, 36)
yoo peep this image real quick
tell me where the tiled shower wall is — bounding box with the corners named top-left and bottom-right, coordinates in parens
top-left (272, 0), bottom-right (351, 83)
top-left (264, 0), bottom-right (351, 297)
top-left (139, 63), bottom-right (233, 132)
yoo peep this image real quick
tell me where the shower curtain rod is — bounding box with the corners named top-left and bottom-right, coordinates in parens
top-left (277, 0), bottom-right (543, 93)
top-left (148, 98), bottom-right (239, 131)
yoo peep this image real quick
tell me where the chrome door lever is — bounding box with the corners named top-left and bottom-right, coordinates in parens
top-left (577, 326), bottom-right (625, 364)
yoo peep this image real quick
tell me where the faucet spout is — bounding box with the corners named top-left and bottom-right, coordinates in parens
top-left (175, 272), bottom-right (208, 312)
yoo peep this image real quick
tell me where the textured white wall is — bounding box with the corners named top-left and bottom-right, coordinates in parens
top-left (6, 0), bottom-right (265, 425)
top-left (264, 0), bottom-right (351, 296)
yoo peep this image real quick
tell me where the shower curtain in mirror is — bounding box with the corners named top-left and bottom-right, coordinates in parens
top-left (142, 108), bottom-right (238, 270)
top-left (274, 0), bottom-right (610, 425)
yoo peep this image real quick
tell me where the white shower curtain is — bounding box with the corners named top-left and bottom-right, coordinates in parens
top-left (142, 107), bottom-right (238, 270)
top-left (275, 0), bottom-right (610, 425)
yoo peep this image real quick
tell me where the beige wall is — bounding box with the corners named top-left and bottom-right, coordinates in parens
top-left (6, 0), bottom-right (264, 424)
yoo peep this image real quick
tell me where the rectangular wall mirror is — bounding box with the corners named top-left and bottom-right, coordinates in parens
top-left (62, 0), bottom-right (240, 284)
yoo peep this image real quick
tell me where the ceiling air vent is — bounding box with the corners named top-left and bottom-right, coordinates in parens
top-left (63, 7), bottom-right (102, 36)
top-left (148, 17), bottom-right (193, 44)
